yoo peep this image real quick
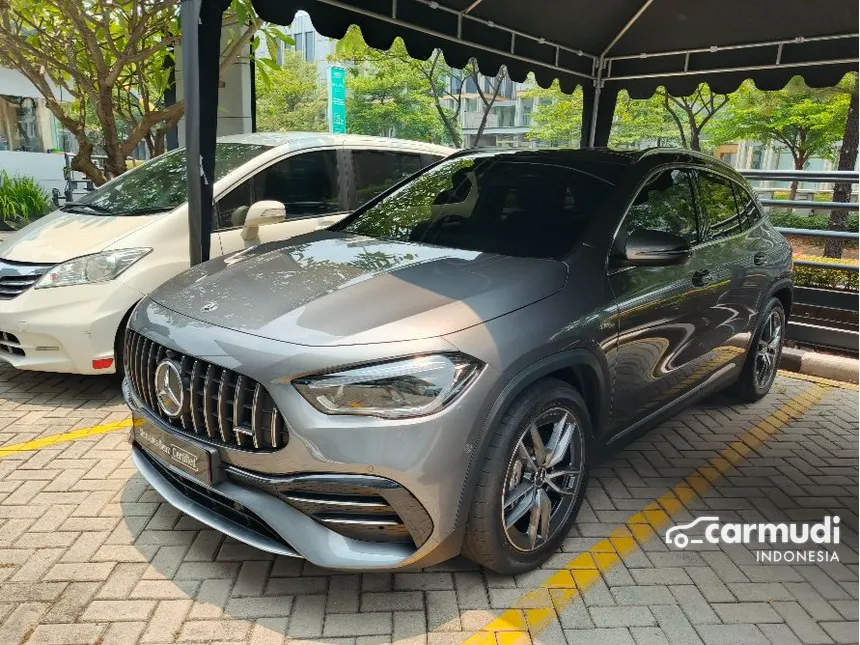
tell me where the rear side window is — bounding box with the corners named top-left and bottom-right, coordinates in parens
top-left (732, 182), bottom-right (762, 229)
top-left (252, 150), bottom-right (342, 218)
top-left (697, 171), bottom-right (741, 241)
top-left (623, 168), bottom-right (699, 244)
top-left (353, 151), bottom-right (425, 205)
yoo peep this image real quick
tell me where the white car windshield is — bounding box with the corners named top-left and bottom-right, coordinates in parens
top-left (63, 143), bottom-right (271, 216)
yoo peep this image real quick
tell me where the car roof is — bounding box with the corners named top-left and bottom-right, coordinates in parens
top-left (445, 146), bottom-right (742, 180)
top-left (217, 132), bottom-right (455, 157)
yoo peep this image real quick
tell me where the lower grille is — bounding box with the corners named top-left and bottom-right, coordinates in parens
top-left (0, 260), bottom-right (52, 300)
top-left (0, 332), bottom-right (24, 356)
top-left (124, 330), bottom-right (288, 452)
top-left (227, 470), bottom-right (433, 547)
top-left (140, 448), bottom-right (290, 549)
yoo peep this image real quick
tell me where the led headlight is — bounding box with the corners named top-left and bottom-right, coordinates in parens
top-left (35, 248), bottom-right (152, 289)
top-left (293, 354), bottom-right (482, 419)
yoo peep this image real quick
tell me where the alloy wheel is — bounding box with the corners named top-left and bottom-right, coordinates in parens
top-left (501, 406), bottom-right (585, 552)
top-left (755, 309), bottom-right (783, 388)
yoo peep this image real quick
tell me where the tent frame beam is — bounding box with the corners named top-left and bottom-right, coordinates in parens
top-left (320, 0), bottom-right (595, 81)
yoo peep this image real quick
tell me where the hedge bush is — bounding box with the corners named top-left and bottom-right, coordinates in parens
top-left (769, 211), bottom-right (859, 231)
top-left (793, 254), bottom-right (859, 291)
top-left (0, 171), bottom-right (48, 230)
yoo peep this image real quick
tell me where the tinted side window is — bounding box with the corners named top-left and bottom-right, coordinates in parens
top-left (697, 171), bottom-right (741, 241)
top-left (215, 179), bottom-right (253, 231)
top-left (252, 150), bottom-right (341, 218)
top-left (623, 168), bottom-right (698, 244)
top-left (732, 182), bottom-right (762, 229)
top-left (353, 151), bottom-right (424, 205)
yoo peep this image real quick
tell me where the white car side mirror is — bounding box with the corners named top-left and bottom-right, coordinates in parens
top-left (240, 200), bottom-right (286, 243)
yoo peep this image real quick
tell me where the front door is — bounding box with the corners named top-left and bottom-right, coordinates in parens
top-left (607, 167), bottom-right (734, 436)
top-left (216, 149), bottom-right (350, 255)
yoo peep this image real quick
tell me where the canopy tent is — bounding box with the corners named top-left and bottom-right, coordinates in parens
top-left (182, 0), bottom-right (858, 264)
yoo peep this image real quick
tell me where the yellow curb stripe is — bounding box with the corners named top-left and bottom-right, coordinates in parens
top-left (0, 418), bottom-right (134, 458)
top-left (778, 369), bottom-right (858, 391)
top-left (462, 383), bottom-right (829, 643)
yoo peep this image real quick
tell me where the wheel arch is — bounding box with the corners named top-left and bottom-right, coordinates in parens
top-left (454, 348), bottom-right (611, 532)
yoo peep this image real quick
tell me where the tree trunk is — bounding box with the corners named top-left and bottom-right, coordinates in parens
top-left (689, 128), bottom-right (701, 152)
top-left (824, 81), bottom-right (859, 259)
top-left (69, 140), bottom-right (106, 186)
top-left (788, 155), bottom-right (806, 201)
top-left (433, 102), bottom-right (462, 148)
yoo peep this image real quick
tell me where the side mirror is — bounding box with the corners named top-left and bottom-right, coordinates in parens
top-left (624, 229), bottom-right (692, 266)
top-left (240, 200), bottom-right (286, 242)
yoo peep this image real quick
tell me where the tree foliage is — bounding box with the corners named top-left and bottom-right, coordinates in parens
top-left (335, 25), bottom-right (509, 148)
top-left (333, 31), bottom-right (448, 144)
top-left (255, 50), bottom-right (327, 133)
top-left (521, 80), bottom-right (583, 147)
top-left (711, 77), bottom-right (850, 196)
top-left (611, 91), bottom-right (682, 148)
top-left (0, 0), bottom-right (289, 184)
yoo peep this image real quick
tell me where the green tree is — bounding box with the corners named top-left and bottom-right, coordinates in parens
top-left (711, 77), bottom-right (851, 198)
top-left (611, 91), bottom-right (682, 148)
top-left (0, 0), bottom-right (289, 185)
top-left (824, 73), bottom-right (858, 259)
top-left (255, 50), bottom-right (327, 132)
top-left (336, 25), bottom-right (512, 148)
top-left (333, 33), bottom-right (447, 143)
top-left (522, 80), bottom-right (583, 147)
top-left (655, 85), bottom-right (729, 152)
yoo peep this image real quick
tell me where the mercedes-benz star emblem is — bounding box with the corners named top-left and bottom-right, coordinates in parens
top-left (154, 359), bottom-right (185, 417)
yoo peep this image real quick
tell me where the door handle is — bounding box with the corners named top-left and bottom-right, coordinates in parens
top-left (692, 269), bottom-right (712, 287)
top-left (753, 252), bottom-right (767, 266)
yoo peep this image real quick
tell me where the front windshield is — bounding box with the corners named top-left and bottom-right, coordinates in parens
top-left (70, 142), bottom-right (271, 216)
top-left (341, 154), bottom-right (616, 260)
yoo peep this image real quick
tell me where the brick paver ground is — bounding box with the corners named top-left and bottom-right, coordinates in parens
top-left (0, 363), bottom-right (856, 645)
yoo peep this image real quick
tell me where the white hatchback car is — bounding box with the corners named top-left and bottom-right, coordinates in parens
top-left (0, 133), bottom-right (452, 374)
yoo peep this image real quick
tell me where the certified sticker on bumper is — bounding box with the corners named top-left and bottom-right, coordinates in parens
top-left (133, 415), bottom-right (215, 485)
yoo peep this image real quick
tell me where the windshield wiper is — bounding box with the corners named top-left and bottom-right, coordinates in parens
top-left (61, 203), bottom-right (112, 214)
top-left (111, 207), bottom-right (175, 216)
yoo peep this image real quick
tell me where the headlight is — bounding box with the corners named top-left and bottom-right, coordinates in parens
top-left (293, 354), bottom-right (482, 419)
top-left (35, 248), bottom-right (151, 289)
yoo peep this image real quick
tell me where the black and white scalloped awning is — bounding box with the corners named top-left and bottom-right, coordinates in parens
top-left (249, 0), bottom-right (857, 97)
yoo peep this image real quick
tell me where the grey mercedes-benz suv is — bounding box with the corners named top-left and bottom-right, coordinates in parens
top-left (124, 148), bottom-right (792, 573)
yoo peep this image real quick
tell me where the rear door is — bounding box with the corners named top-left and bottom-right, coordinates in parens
top-left (217, 149), bottom-right (349, 254)
top-left (607, 167), bottom-right (733, 435)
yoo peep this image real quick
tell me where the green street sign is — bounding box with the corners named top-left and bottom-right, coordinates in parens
top-left (329, 66), bottom-right (347, 134)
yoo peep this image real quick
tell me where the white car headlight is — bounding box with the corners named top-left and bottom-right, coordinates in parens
top-left (35, 248), bottom-right (152, 289)
top-left (292, 354), bottom-right (482, 419)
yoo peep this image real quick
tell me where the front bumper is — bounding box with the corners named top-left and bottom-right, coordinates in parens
top-left (0, 280), bottom-right (143, 374)
top-left (124, 370), bottom-right (483, 570)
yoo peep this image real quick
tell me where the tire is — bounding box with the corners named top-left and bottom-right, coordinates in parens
top-left (461, 378), bottom-right (592, 574)
top-left (729, 297), bottom-right (785, 402)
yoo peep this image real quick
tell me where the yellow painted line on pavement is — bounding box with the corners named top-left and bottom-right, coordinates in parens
top-left (462, 383), bottom-right (830, 645)
top-left (778, 369), bottom-right (858, 391)
top-left (0, 418), bottom-right (135, 458)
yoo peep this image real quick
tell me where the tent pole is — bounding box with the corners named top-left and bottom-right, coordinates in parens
top-left (181, 0), bottom-right (203, 267)
top-left (587, 58), bottom-right (604, 148)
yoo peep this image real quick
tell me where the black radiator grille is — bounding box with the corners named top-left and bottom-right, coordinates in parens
top-left (125, 329), bottom-right (288, 451)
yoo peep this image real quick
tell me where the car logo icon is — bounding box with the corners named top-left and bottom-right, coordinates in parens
top-left (154, 359), bottom-right (186, 417)
top-left (201, 302), bottom-right (218, 313)
top-left (665, 516), bottom-right (720, 549)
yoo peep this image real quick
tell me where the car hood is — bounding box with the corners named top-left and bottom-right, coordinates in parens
top-left (148, 233), bottom-right (567, 346)
top-left (0, 209), bottom-right (167, 263)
